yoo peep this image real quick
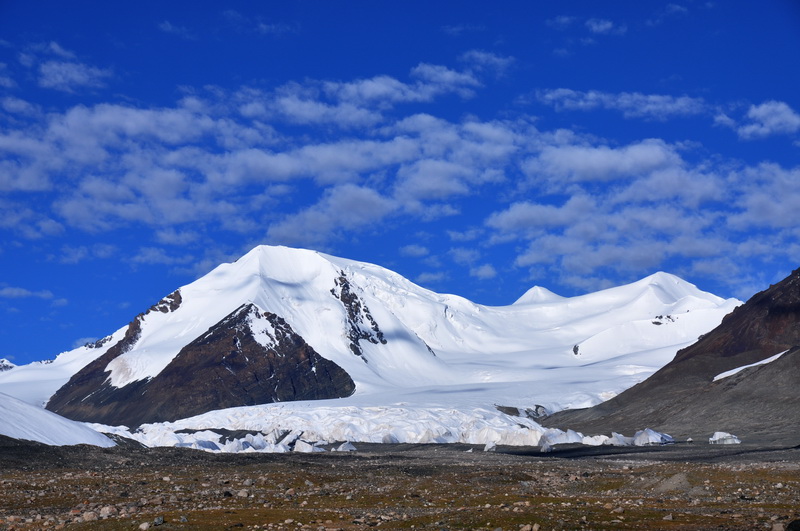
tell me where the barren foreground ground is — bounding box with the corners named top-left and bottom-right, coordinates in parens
top-left (1, 436), bottom-right (799, 530)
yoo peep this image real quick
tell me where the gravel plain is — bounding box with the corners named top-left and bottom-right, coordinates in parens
top-left (2, 436), bottom-right (800, 530)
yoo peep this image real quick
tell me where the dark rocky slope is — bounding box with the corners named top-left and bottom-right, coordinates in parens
top-left (544, 268), bottom-right (800, 444)
top-left (47, 303), bottom-right (354, 428)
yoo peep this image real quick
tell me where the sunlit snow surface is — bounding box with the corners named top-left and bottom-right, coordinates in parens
top-left (0, 245), bottom-right (742, 450)
top-left (0, 392), bottom-right (115, 447)
top-left (90, 403), bottom-right (677, 453)
top-left (712, 350), bottom-right (788, 382)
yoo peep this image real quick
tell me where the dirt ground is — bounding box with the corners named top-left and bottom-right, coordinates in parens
top-left (1, 436), bottom-right (799, 530)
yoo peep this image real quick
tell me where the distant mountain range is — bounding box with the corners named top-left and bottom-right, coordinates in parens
top-left (0, 245), bottom-right (739, 432)
top-left (544, 267), bottom-right (800, 445)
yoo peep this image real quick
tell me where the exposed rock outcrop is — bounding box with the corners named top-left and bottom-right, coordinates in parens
top-left (330, 272), bottom-right (387, 361)
top-left (46, 303), bottom-right (354, 427)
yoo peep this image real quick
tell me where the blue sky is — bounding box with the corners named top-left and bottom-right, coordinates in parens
top-left (2, 1), bottom-right (800, 365)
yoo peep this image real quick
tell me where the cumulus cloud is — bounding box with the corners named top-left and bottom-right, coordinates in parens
top-left (2, 48), bottom-right (798, 300)
top-left (470, 264), bottom-right (497, 279)
top-left (416, 271), bottom-right (448, 285)
top-left (395, 159), bottom-right (473, 202)
top-left (56, 244), bottom-right (116, 264)
top-left (272, 92), bottom-right (382, 127)
top-left (525, 139), bottom-right (681, 182)
top-left (132, 247), bottom-right (195, 265)
top-left (546, 16), bottom-right (576, 30)
top-left (0, 62), bottom-right (15, 88)
top-left (222, 10), bottom-right (295, 36)
top-left (737, 101), bottom-right (800, 139)
top-left (459, 50), bottom-right (515, 76)
top-left (486, 195), bottom-right (596, 236)
top-left (267, 185), bottom-right (397, 247)
top-left (400, 244), bottom-right (429, 257)
top-left (585, 18), bottom-right (618, 34)
top-left (38, 61), bottom-right (112, 92)
top-left (158, 21), bottom-right (194, 39)
top-left (536, 88), bottom-right (707, 120)
top-left (648, 3), bottom-right (690, 25)
top-left (728, 163), bottom-right (800, 229)
top-left (441, 24), bottom-right (485, 36)
top-left (0, 286), bottom-right (53, 299)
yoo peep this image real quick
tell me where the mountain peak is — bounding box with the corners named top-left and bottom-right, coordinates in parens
top-left (514, 286), bottom-right (564, 305)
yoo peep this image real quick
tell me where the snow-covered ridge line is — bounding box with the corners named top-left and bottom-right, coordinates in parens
top-left (712, 350), bottom-right (789, 382)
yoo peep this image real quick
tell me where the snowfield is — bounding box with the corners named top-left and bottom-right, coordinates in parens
top-left (0, 392), bottom-right (115, 447)
top-left (0, 245), bottom-right (742, 450)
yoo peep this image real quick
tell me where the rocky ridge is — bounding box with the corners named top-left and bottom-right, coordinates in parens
top-left (46, 302), bottom-right (355, 428)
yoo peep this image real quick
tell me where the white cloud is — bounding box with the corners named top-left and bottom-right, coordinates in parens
top-left (737, 101), bottom-right (800, 139)
top-left (416, 271), bottom-right (448, 284)
top-left (585, 18), bottom-right (626, 35)
top-left (222, 10), bottom-right (293, 35)
top-left (470, 264), bottom-right (497, 279)
top-left (38, 61), bottom-right (112, 92)
top-left (411, 63), bottom-right (480, 89)
top-left (728, 163), bottom-right (800, 229)
top-left (486, 195), bottom-right (596, 236)
top-left (713, 112), bottom-right (737, 129)
top-left (537, 88), bottom-right (707, 120)
top-left (2, 48), bottom-right (798, 303)
top-left (0, 286), bottom-right (53, 299)
top-left (459, 50), bottom-right (514, 76)
top-left (611, 167), bottom-right (726, 207)
top-left (132, 247), bottom-right (195, 265)
top-left (447, 228), bottom-right (483, 242)
top-left (158, 21), bottom-right (194, 39)
top-left (46, 42), bottom-right (75, 59)
top-left (56, 244), bottom-right (116, 264)
top-left (526, 139), bottom-right (681, 182)
top-left (441, 24), bottom-right (485, 36)
top-left (323, 62), bottom-right (481, 110)
top-left (2, 96), bottom-right (38, 115)
top-left (449, 247), bottom-right (480, 265)
top-left (267, 185), bottom-right (397, 247)
top-left (272, 92), bottom-right (382, 127)
top-left (546, 16), bottom-right (576, 30)
top-left (400, 244), bottom-right (429, 257)
top-left (0, 62), bottom-right (15, 88)
top-left (155, 228), bottom-right (200, 245)
top-left (395, 159), bottom-right (472, 202)
top-left (255, 22), bottom-right (295, 35)
top-left (648, 3), bottom-right (690, 25)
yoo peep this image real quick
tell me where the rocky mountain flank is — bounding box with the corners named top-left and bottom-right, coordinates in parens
top-left (46, 298), bottom-right (355, 428)
top-left (544, 268), bottom-right (800, 444)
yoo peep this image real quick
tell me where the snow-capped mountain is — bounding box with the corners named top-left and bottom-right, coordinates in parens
top-left (0, 358), bottom-right (15, 372)
top-left (545, 266), bottom-right (800, 443)
top-left (0, 245), bottom-right (740, 430)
